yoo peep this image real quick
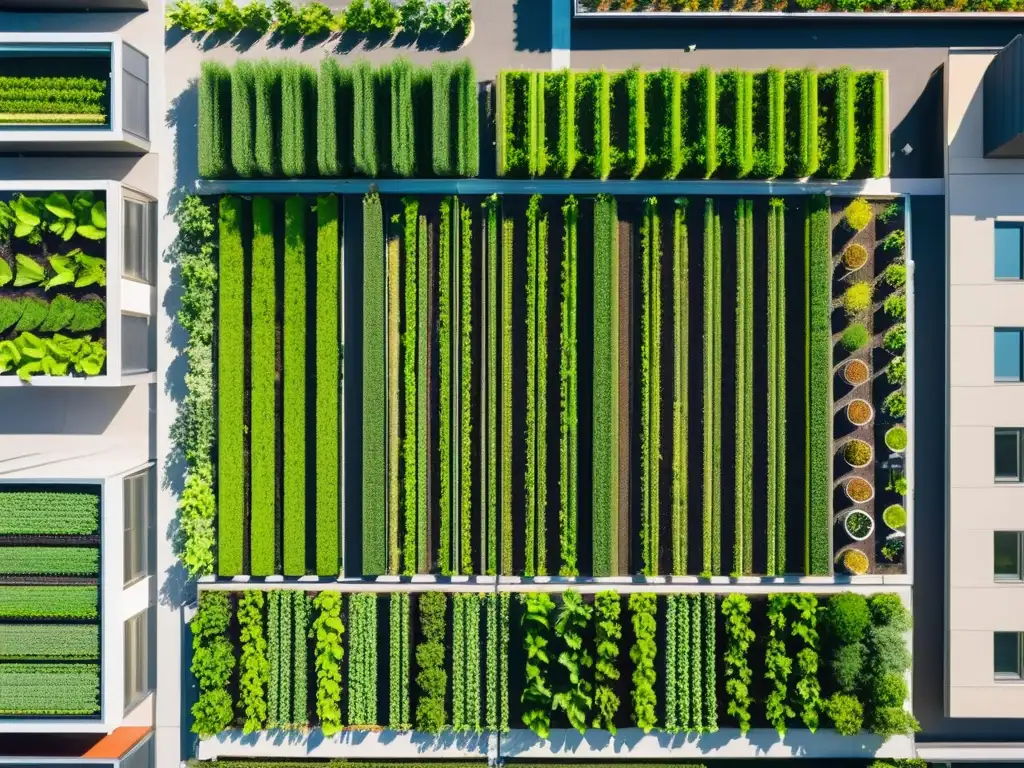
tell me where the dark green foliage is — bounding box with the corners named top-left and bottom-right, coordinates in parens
top-left (315, 195), bottom-right (340, 576)
top-left (389, 59), bottom-right (416, 177)
top-left (353, 61), bottom-right (378, 176)
top-left (347, 593), bottom-right (377, 725)
top-left (0, 298), bottom-right (23, 333)
top-left (559, 196), bottom-right (579, 575)
top-left (198, 62), bottom-right (231, 178)
top-left (317, 60), bottom-right (351, 177)
top-left (525, 194), bottom-right (548, 576)
top-left (592, 591), bottom-right (621, 732)
top-left (415, 592), bottom-right (447, 733)
top-left (671, 199), bottom-right (689, 575)
top-left (831, 642), bottom-right (866, 693)
top-left (822, 593), bottom-right (871, 644)
top-left (190, 592), bottom-right (234, 736)
top-left (254, 61), bottom-right (280, 177)
top-left (455, 60), bottom-right (479, 177)
top-left (640, 197), bottom-right (661, 575)
top-left (870, 593), bottom-right (912, 631)
top-left (431, 61), bottom-right (453, 176)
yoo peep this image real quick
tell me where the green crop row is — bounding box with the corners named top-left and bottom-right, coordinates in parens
top-left (702, 200), bottom-right (722, 576)
top-left (267, 590), bottom-right (298, 728)
top-left (640, 198), bottom-right (661, 576)
top-left (0, 585), bottom-right (97, 619)
top-left (734, 200), bottom-right (754, 575)
top-left (0, 623), bottom-right (99, 660)
top-left (525, 194), bottom-right (548, 577)
top-left (805, 195), bottom-right (832, 575)
top-left (438, 198), bottom-right (453, 575)
top-left (559, 196), bottom-right (580, 576)
top-left (459, 203), bottom-right (474, 575)
top-left (389, 592), bottom-right (411, 728)
top-left (0, 295), bottom-right (105, 336)
top-left (484, 592), bottom-right (511, 732)
top-left (484, 196), bottom-right (499, 575)
top-left (452, 593), bottom-right (481, 731)
top-left (767, 199), bottom-right (787, 576)
top-left (316, 196), bottom-right (341, 576)
top-left (416, 591), bottom-right (447, 732)
top-left (238, 591), bottom-right (269, 733)
top-left (250, 197), bottom-right (276, 577)
top-left (283, 197), bottom-right (307, 576)
top-left (191, 592), bottom-right (234, 736)
top-left (416, 209), bottom-right (429, 574)
top-left (672, 199), bottom-right (689, 576)
top-left (0, 75), bottom-right (107, 121)
top-left (363, 193), bottom-right (387, 576)
top-left (217, 197), bottom-right (244, 576)
top-left (501, 213), bottom-right (514, 576)
top-left (200, 58), bottom-right (478, 179)
top-left (401, 199), bottom-right (421, 576)
top-left (0, 546), bottom-right (98, 576)
top-left (664, 594), bottom-right (716, 731)
top-left (0, 490), bottom-right (99, 535)
top-left (387, 209), bottom-right (402, 574)
top-left (0, 663), bottom-right (99, 715)
top-left (348, 592), bottom-right (378, 725)
top-left (592, 195), bottom-right (618, 577)
top-left (499, 66), bottom-right (884, 180)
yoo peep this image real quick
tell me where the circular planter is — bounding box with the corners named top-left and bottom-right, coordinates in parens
top-left (843, 548), bottom-right (869, 575)
top-left (845, 477), bottom-right (875, 504)
top-left (843, 243), bottom-right (869, 271)
top-left (846, 399), bottom-right (874, 427)
top-left (885, 426), bottom-right (908, 454)
top-left (843, 359), bottom-right (870, 386)
top-left (883, 504), bottom-right (907, 531)
top-left (844, 509), bottom-right (874, 542)
top-left (843, 438), bottom-right (873, 469)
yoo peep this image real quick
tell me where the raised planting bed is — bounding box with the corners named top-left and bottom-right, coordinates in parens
top-left (574, 0), bottom-right (1024, 14)
top-left (498, 67), bottom-right (888, 180)
top-left (199, 58), bottom-right (478, 180)
top-left (0, 190), bottom-right (108, 380)
top-left (207, 194), bottom-right (833, 580)
top-left (189, 588), bottom-right (917, 741)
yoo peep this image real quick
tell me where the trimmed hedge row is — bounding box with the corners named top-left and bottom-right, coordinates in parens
top-left (200, 58), bottom-right (478, 179)
top-left (498, 67), bottom-right (887, 180)
top-left (805, 195), bottom-right (832, 575)
top-left (592, 194), bottom-right (619, 577)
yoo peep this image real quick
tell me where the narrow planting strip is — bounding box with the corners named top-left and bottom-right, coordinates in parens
top-left (283, 197), bottom-right (307, 576)
top-left (363, 193), bottom-right (387, 575)
top-left (315, 195), bottom-right (340, 576)
top-left (672, 199), bottom-right (689, 575)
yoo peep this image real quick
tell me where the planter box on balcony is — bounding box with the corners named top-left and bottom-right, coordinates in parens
top-left (0, 180), bottom-right (156, 388)
top-left (0, 34), bottom-right (149, 154)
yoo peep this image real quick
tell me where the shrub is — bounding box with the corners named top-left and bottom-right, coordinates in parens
top-left (886, 356), bottom-right (906, 385)
top-left (873, 673), bottom-right (908, 708)
top-left (869, 624), bottom-right (911, 675)
top-left (870, 706), bottom-right (920, 737)
top-left (280, 62), bottom-right (315, 177)
top-left (883, 229), bottom-right (906, 254)
top-left (844, 439), bottom-right (872, 466)
top-left (353, 62), bottom-right (378, 176)
top-left (829, 68), bottom-right (856, 178)
top-left (827, 693), bottom-right (863, 736)
top-left (870, 593), bottom-right (912, 631)
top-left (254, 61), bottom-right (280, 176)
top-left (843, 243), bottom-right (868, 270)
top-left (841, 323), bottom-right (870, 351)
top-left (885, 426), bottom-right (907, 453)
top-left (843, 282), bottom-right (873, 316)
top-left (432, 61), bottom-right (454, 176)
top-left (822, 593), bottom-right (871, 643)
top-left (883, 292), bottom-right (906, 320)
top-left (843, 549), bottom-right (869, 575)
top-left (831, 642), bottom-right (865, 693)
top-left (883, 390), bottom-right (907, 419)
top-left (844, 197), bottom-right (872, 231)
top-left (845, 359), bottom-right (869, 384)
top-left (883, 262), bottom-right (906, 288)
top-left (884, 323), bottom-right (906, 352)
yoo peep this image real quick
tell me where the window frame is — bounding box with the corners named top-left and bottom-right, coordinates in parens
top-left (995, 531), bottom-right (1024, 581)
top-left (995, 428), bottom-right (1024, 483)
top-left (122, 193), bottom-right (156, 285)
top-left (995, 631), bottom-right (1024, 681)
top-left (995, 327), bottom-right (1024, 382)
top-left (123, 467), bottom-right (153, 587)
top-left (123, 607), bottom-right (152, 712)
top-left (995, 222), bottom-right (1024, 281)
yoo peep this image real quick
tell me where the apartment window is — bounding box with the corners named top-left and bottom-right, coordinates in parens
top-left (123, 468), bottom-right (153, 586)
top-left (123, 198), bottom-right (156, 284)
top-left (121, 314), bottom-right (155, 375)
top-left (996, 329), bottom-right (1024, 381)
top-left (995, 532), bottom-right (1024, 580)
top-left (996, 429), bottom-right (1024, 481)
top-left (996, 223), bottom-right (1024, 279)
top-left (124, 607), bottom-right (153, 711)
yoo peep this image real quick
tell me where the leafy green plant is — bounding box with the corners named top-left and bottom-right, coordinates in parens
top-left (722, 594), bottom-right (754, 733)
top-left (878, 201), bottom-right (901, 223)
top-left (883, 262), bottom-right (906, 288)
top-left (238, 591), bottom-right (269, 733)
top-left (348, 592), bottom-right (378, 726)
top-left (826, 692), bottom-right (863, 735)
top-left (883, 229), bottom-right (906, 255)
top-left (524, 195), bottom-right (548, 576)
top-left (841, 323), bottom-right (870, 351)
top-left (0, 546), bottom-right (97, 576)
top-left (363, 193), bottom-right (386, 575)
top-left (521, 592), bottom-right (555, 737)
top-left (0, 586), bottom-right (97, 619)
top-left (592, 590), bottom-right (621, 732)
top-left (559, 196), bottom-right (579, 576)
top-left (882, 538), bottom-right (905, 562)
top-left (0, 332), bottom-right (106, 380)
top-left (311, 592), bottom-right (344, 735)
top-left (806, 195), bottom-right (831, 575)
top-left (0, 664), bottom-right (99, 716)
top-left (884, 323), bottom-right (906, 352)
top-left (629, 593), bottom-right (658, 733)
top-left (885, 426), bottom-right (908, 453)
top-left (883, 390), bottom-right (907, 419)
top-left (843, 197), bottom-right (872, 231)
top-left (673, 199), bottom-right (691, 575)
top-left (702, 199), bottom-right (723, 575)
top-left (790, 594), bottom-right (823, 731)
top-left (415, 591), bottom-right (447, 732)
top-left (822, 593), bottom-right (871, 644)
top-left (190, 592), bottom-right (234, 737)
top-left (883, 292), bottom-right (906, 320)
top-left (886, 356), bottom-right (906, 385)
top-left (553, 590), bottom-right (593, 733)
top-left (843, 281), bottom-right (873, 316)
top-left (389, 593), bottom-right (411, 729)
top-left (0, 624), bottom-right (98, 660)
top-left (452, 593), bottom-right (481, 732)
top-left (764, 594), bottom-right (795, 734)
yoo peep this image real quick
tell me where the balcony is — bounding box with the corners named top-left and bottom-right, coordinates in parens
top-left (0, 180), bottom-right (156, 388)
top-left (0, 35), bottom-right (149, 154)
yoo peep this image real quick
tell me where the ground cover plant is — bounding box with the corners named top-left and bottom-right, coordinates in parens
top-left (0, 586), bottom-right (98, 619)
top-left (452, 593), bottom-right (482, 731)
top-left (200, 58), bottom-right (478, 179)
top-left (0, 490), bottom-right (99, 534)
top-left (0, 663), bottom-right (100, 715)
top-left (0, 76), bottom-right (107, 125)
top-left (0, 546), bottom-right (98, 575)
top-left (348, 592), bottom-right (378, 726)
top-left (0, 624), bottom-right (99, 660)
top-left (498, 67), bottom-right (887, 180)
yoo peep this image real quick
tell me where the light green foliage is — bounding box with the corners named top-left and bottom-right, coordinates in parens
top-left (702, 198), bottom-right (722, 575)
top-left (401, 199), bottom-right (420, 575)
top-left (348, 592), bottom-right (378, 726)
top-left (722, 594), bottom-right (755, 733)
top-left (315, 195), bottom-right (340, 576)
top-left (592, 590), bottom-right (621, 732)
top-left (0, 546), bottom-right (97, 575)
top-left (525, 194), bottom-right (548, 576)
top-left (230, 61), bottom-right (256, 177)
top-left (640, 198), bottom-right (661, 575)
top-left (521, 592), bottom-right (556, 737)
top-left (0, 490), bottom-right (98, 534)
top-left (559, 196), bottom-right (579, 576)
top-left (733, 200), bottom-right (754, 575)
top-left (767, 198), bottom-right (787, 575)
top-left (553, 590), bottom-right (593, 733)
top-left (283, 196), bottom-right (306, 575)
top-left (452, 593), bottom-right (481, 732)
top-left (0, 586), bottom-right (97, 619)
top-left (629, 593), bottom-right (657, 733)
top-left (0, 624), bottom-right (98, 660)
top-left (415, 591), bottom-right (447, 733)
top-left (0, 664), bottom-right (99, 715)
top-left (764, 594), bottom-right (795, 734)
top-left (389, 592), bottom-right (411, 729)
top-left (292, 592), bottom-right (309, 727)
top-left (190, 592), bottom-right (234, 736)
top-left (363, 193), bottom-right (387, 575)
top-left (237, 591), bottom-right (269, 733)
top-left (672, 199), bottom-right (689, 575)
top-left (843, 281), bottom-right (873, 316)
top-left (311, 592), bottom-right (344, 735)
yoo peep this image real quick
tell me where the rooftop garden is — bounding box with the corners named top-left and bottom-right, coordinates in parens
top-left (0, 190), bottom-right (108, 380)
top-left (0, 487), bottom-right (102, 717)
top-left (0, 46), bottom-right (111, 128)
top-left (576, 0), bottom-right (1024, 12)
top-left (189, 588), bottom-right (916, 741)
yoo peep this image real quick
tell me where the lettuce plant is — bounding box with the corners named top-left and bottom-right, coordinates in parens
top-left (628, 593), bottom-right (657, 732)
top-left (237, 591), bottom-right (269, 733)
top-left (722, 594), bottom-right (754, 733)
top-left (552, 589), bottom-right (592, 733)
top-left (521, 592), bottom-right (555, 737)
top-left (592, 590), bottom-right (621, 732)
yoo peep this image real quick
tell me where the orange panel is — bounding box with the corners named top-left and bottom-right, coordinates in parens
top-left (81, 727), bottom-right (152, 759)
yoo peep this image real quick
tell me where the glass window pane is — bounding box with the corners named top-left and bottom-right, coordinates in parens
top-left (995, 532), bottom-right (1021, 578)
top-left (996, 329), bottom-right (1023, 381)
top-left (995, 632), bottom-right (1022, 678)
top-left (995, 431), bottom-right (1021, 481)
top-left (996, 225), bottom-right (1023, 279)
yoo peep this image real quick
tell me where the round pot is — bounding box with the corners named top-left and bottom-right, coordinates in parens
top-left (882, 504), bottom-right (907, 531)
top-left (843, 439), bottom-right (873, 469)
top-left (844, 509), bottom-right (875, 542)
top-left (842, 548), bottom-right (869, 576)
top-left (844, 477), bottom-right (875, 505)
top-left (846, 399), bottom-right (874, 427)
top-left (843, 359), bottom-right (870, 387)
top-left (885, 426), bottom-right (908, 454)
